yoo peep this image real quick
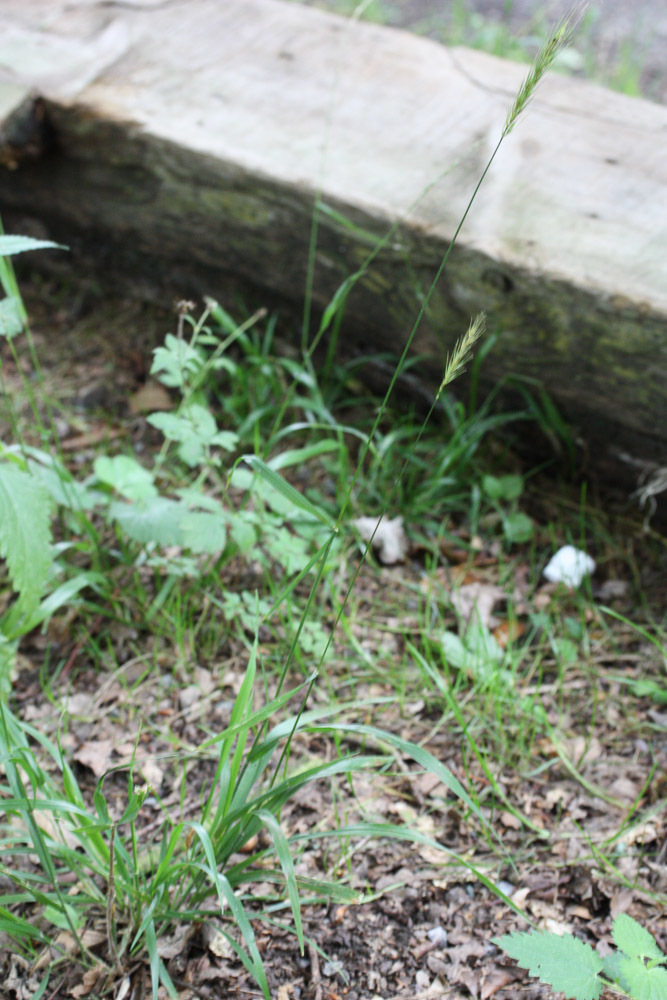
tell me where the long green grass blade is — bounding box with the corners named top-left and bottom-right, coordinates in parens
top-left (244, 455), bottom-right (334, 528)
top-left (257, 809), bottom-right (303, 953)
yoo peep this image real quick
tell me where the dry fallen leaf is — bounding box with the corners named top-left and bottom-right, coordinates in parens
top-left (353, 515), bottom-right (408, 564)
top-left (69, 965), bottom-right (105, 998)
top-left (73, 739), bottom-right (114, 777)
top-left (128, 380), bottom-right (173, 414)
top-left (448, 582), bottom-right (506, 628)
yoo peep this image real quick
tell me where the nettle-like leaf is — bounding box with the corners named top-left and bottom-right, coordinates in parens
top-left (150, 334), bottom-right (204, 389)
top-left (494, 930), bottom-right (603, 1000)
top-left (181, 511), bottom-right (227, 554)
top-left (264, 526), bottom-right (311, 576)
top-left (613, 914), bottom-right (665, 963)
top-left (0, 461), bottom-right (53, 623)
top-left (94, 455), bottom-right (157, 501)
top-left (148, 405), bottom-right (238, 467)
top-left (619, 958), bottom-right (667, 1000)
top-left (109, 497), bottom-right (187, 547)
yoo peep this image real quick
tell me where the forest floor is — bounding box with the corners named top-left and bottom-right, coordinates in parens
top-left (1, 281), bottom-right (665, 1000)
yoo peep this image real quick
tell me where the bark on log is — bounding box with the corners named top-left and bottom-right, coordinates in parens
top-left (0, 0), bottom-right (665, 499)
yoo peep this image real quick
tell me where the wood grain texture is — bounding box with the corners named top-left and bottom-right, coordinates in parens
top-left (0, 0), bottom-right (665, 485)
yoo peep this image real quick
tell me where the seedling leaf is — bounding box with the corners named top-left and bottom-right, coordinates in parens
top-left (494, 930), bottom-right (603, 1000)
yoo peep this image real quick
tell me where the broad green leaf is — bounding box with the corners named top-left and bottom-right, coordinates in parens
top-left (94, 455), bottom-right (157, 500)
top-left (494, 930), bottom-right (603, 1000)
top-left (181, 511), bottom-right (227, 553)
top-left (601, 951), bottom-right (623, 985)
top-left (619, 958), bottom-right (667, 1000)
top-left (150, 334), bottom-right (203, 389)
top-left (264, 526), bottom-right (310, 575)
top-left (148, 405), bottom-right (237, 466)
top-left (229, 513), bottom-right (257, 553)
top-left (439, 630), bottom-right (468, 669)
top-left (109, 497), bottom-right (186, 546)
top-left (613, 914), bottom-right (665, 962)
top-left (244, 455), bottom-right (333, 528)
top-left (0, 462), bottom-right (52, 625)
top-left (0, 235), bottom-right (67, 256)
top-left (482, 473), bottom-right (524, 501)
top-left (441, 623), bottom-right (503, 673)
top-left (503, 511), bottom-right (534, 543)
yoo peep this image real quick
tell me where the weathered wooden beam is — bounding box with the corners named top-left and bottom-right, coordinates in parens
top-left (0, 0), bottom-right (665, 493)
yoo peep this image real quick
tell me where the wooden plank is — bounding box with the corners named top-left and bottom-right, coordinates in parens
top-left (0, 0), bottom-right (665, 489)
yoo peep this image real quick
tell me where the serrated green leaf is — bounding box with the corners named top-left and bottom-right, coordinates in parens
top-left (601, 951), bottom-right (624, 986)
top-left (148, 405), bottom-right (237, 467)
top-left (0, 235), bottom-right (67, 256)
top-left (613, 914), bottom-right (665, 962)
top-left (180, 511), bottom-right (227, 554)
top-left (494, 930), bottom-right (603, 1000)
top-left (230, 513), bottom-right (257, 553)
top-left (150, 335), bottom-right (203, 389)
top-left (94, 455), bottom-right (157, 500)
top-left (264, 526), bottom-right (310, 575)
top-left (0, 462), bottom-right (52, 624)
top-left (109, 498), bottom-right (186, 546)
top-left (620, 957), bottom-right (667, 1000)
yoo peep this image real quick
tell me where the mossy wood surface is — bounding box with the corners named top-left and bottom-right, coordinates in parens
top-left (0, 0), bottom-right (665, 482)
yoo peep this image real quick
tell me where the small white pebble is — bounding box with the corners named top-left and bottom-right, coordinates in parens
top-left (427, 926), bottom-right (448, 946)
top-left (543, 545), bottom-right (595, 587)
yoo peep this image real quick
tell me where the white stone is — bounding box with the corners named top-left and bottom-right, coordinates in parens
top-left (543, 545), bottom-right (595, 587)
